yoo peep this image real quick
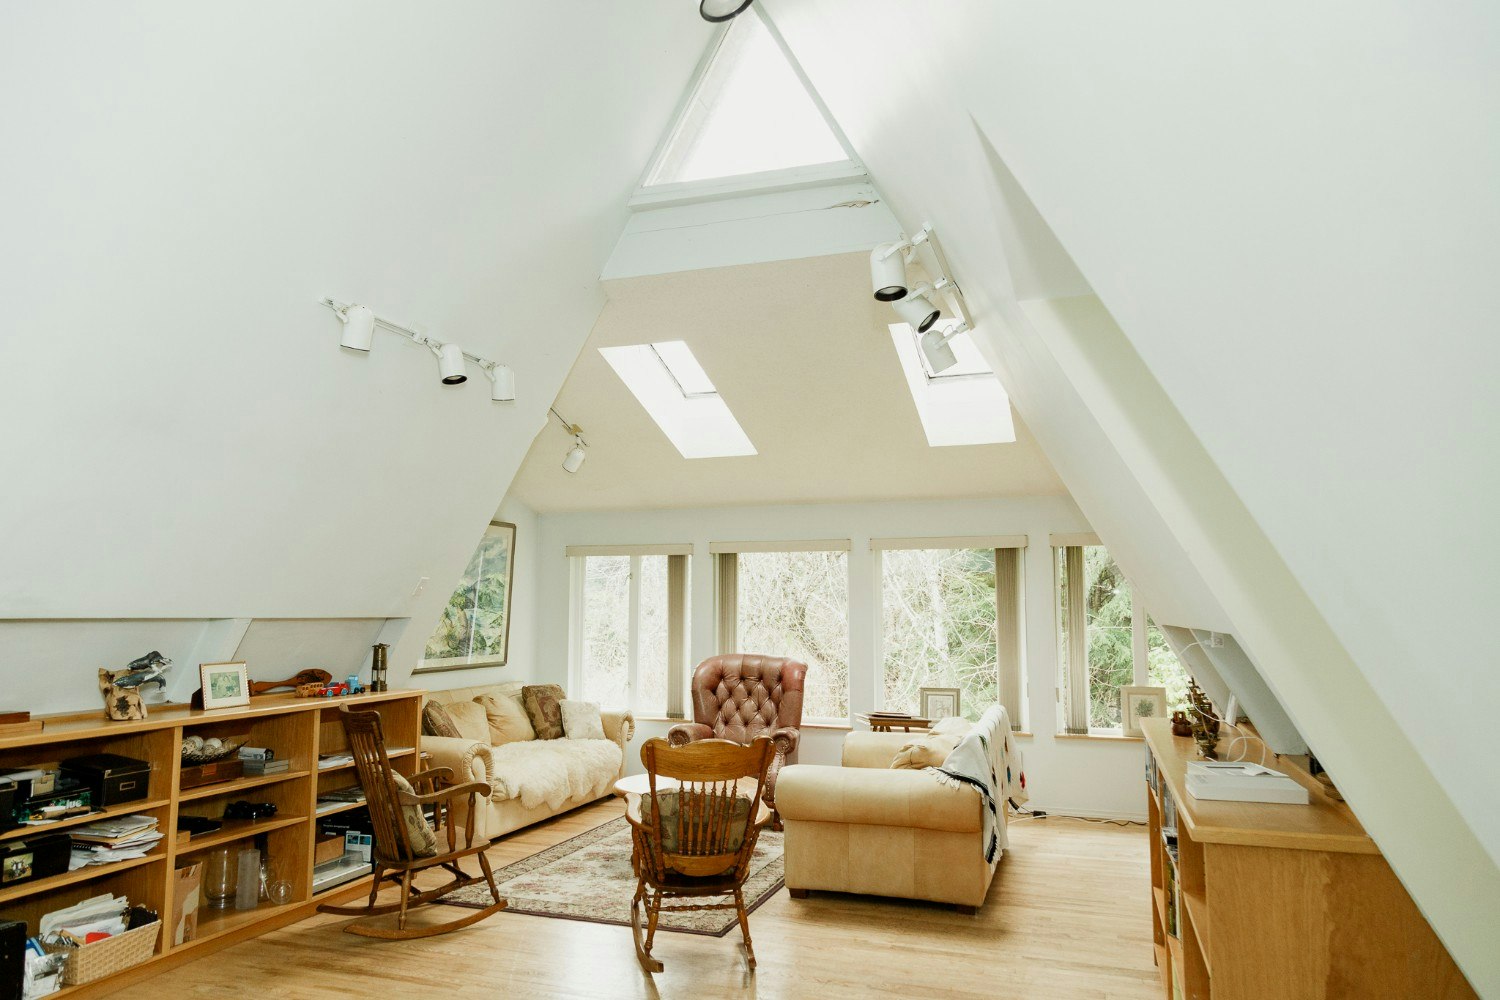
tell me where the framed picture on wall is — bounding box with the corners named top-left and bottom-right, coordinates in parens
top-left (919, 687), bottom-right (961, 722)
top-left (1121, 685), bottom-right (1169, 738)
top-left (415, 520), bottom-right (517, 674)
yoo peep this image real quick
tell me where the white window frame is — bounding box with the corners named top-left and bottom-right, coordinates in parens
top-left (567, 545), bottom-right (690, 717)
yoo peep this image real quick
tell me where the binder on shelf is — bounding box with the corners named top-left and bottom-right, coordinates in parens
top-left (1185, 761), bottom-right (1310, 804)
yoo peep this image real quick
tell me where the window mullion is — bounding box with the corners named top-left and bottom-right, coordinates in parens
top-left (1131, 583), bottom-right (1149, 687)
top-left (627, 555), bottom-right (642, 713)
top-left (1063, 546), bottom-right (1089, 734)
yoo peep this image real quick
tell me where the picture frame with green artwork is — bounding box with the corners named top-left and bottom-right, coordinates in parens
top-left (1121, 685), bottom-right (1168, 738)
top-left (416, 520), bottom-right (517, 673)
top-left (199, 661), bottom-right (250, 709)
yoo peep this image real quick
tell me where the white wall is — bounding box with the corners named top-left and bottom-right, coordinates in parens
top-left (534, 495), bottom-right (1148, 820)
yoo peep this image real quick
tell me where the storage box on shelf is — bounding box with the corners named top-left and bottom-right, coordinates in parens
top-left (1141, 717), bottom-right (1475, 1000)
top-left (0, 688), bottom-right (422, 999)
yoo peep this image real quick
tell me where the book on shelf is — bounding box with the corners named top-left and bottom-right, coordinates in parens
top-left (1185, 760), bottom-right (1310, 804)
top-left (317, 753), bottom-right (355, 769)
top-left (241, 759), bottom-right (291, 776)
top-left (68, 814), bottom-right (158, 845)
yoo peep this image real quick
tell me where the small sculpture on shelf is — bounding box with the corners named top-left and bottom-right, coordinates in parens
top-left (99, 650), bottom-right (174, 719)
top-left (1186, 680), bottom-right (1221, 759)
top-left (1170, 710), bottom-right (1193, 738)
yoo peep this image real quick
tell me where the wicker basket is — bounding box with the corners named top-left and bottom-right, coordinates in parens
top-left (44, 918), bottom-right (160, 986)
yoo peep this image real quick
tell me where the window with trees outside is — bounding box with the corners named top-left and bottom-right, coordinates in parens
top-left (1055, 542), bottom-right (1190, 733)
top-left (716, 546), bottom-right (849, 721)
top-left (879, 545), bottom-right (1025, 727)
top-left (571, 549), bottom-right (689, 717)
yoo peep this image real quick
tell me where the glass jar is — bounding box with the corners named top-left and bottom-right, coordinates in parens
top-left (203, 847), bottom-right (238, 910)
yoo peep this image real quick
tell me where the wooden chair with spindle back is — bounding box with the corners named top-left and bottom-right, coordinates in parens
top-left (625, 735), bottom-right (775, 972)
top-left (315, 705), bottom-right (507, 938)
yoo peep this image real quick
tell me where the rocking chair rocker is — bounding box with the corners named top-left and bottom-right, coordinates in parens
top-left (315, 705), bottom-right (507, 939)
top-left (625, 736), bottom-right (774, 972)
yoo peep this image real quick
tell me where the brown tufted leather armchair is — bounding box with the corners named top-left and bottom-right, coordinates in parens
top-left (667, 654), bottom-right (807, 826)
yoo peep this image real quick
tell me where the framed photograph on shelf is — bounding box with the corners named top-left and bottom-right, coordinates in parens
top-left (919, 687), bottom-right (961, 722)
top-left (199, 661), bottom-right (251, 709)
top-left (415, 520), bottom-right (517, 674)
top-left (1121, 685), bottom-right (1169, 738)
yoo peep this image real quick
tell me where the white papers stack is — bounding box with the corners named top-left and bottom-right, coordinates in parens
top-left (68, 817), bottom-right (164, 870)
top-left (1185, 761), bottom-right (1310, 804)
top-left (40, 893), bottom-right (129, 942)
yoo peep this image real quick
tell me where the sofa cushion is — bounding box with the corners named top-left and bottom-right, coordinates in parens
top-left (422, 700), bottom-right (461, 739)
top-left (487, 737), bottom-right (623, 810)
top-left (890, 733), bottom-right (961, 771)
top-left (445, 700), bottom-right (492, 744)
top-left (930, 716), bottom-right (972, 737)
top-left (390, 772), bottom-right (438, 857)
top-left (522, 684), bottom-right (566, 740)
top-left (477, 693), bottom-right (535, 746)
top-left (561, 700), bottom-right (606, 741)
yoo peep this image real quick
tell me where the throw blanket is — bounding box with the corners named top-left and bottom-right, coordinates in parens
top-left (486, 738), bottom-right (623, 810)
top-left (927, 706), bottom-right (1025, 863)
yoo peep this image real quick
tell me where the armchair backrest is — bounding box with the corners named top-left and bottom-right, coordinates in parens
top-left (690, 654), bottom-right (807, 743)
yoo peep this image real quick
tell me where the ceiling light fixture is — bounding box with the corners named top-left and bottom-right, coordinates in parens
top-left (893, 284), bottom-right (942, 333)
top-left (320, 298), bottom-right (513, 401)
top-left (550, 407), bottom-right (588, 474)
top-left (699, 0), bottom-right (753, 22)
top-left (869, 222), bottom-right (976, 356)
top-left (919, 323), bottom-right (970, 375)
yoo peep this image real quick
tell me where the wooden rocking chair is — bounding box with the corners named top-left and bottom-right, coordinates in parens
top-left (625, 736), bottom-right (774, 972)
top-left (315, 705), bottom-right (507, 939)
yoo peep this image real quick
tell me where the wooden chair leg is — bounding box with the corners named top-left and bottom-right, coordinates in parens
top-left (396, 871), bottom-right (413, 930)
top-left (645, 890), bottom-right (663, 953)
top-left (734, 888), bottom-right (755, 969)
top-left (631, 881), bottom-right (663, 974)
top-left (366, 865), bottom-right (385, 910)
top-left (477, 849), bottom-right (504, 907)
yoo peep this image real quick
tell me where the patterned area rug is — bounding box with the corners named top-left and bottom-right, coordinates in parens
top-left (437, 816), bottom-right (784, 937)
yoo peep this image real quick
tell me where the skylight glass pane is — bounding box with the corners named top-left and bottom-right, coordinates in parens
top-left (890, 324), bottom-right (1016, 447)
top-left (651, 340), bottom-right (718, 397)
top-left (601, 343), bottom-right (757, 459)
top-left (647, 12), bottom-right (849, 186)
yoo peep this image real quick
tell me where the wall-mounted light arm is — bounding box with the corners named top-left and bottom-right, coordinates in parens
top-left (321, 297), bottom-right (514, 396)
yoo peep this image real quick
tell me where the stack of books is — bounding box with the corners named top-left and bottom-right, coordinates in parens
top-left (1185, 760), bottom-right (1310, 804)
top-left (68, 815), bottom-right (164, 869)
top-left (239, 747), bottom-right (290, 776)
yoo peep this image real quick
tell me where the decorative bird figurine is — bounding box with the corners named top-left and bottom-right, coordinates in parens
top-left (111, 650), bottom-right (172, 692)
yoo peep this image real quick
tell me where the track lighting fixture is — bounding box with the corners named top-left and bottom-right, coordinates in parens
top-left (337, 303), bottom-right (376, 351)
top-left (321, 298), bottom-right (513, 401)
top-left (869, 242), bottom-right (909, 302)
top-left (700, 0), bottom-right (753, 22)
top-left (920, 323), bottom-right (969, 375)
top-left (483, 363), bottom-right (516, 402)
top-left (894, 284), bottom-right (942, 333)
top-left (550, 407), bottom-right (588, 474)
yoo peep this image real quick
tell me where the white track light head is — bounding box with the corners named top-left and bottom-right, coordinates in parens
top-left (700, 0), bottom-right (752, 22)
top-left (485, 363), bottom-right (516, 402)
top-left (562, 439), bottom-right (586, 473)
top-left (894, 285), bottom-right (941, 333)
top-left (920, 326), bottom-right (960, 374)
top-left (870, 243), bottom-right (909, 302)
top-left (339, 304), bottom-right (375, 352)
top-left (436, 343), bottom-right (467, 384)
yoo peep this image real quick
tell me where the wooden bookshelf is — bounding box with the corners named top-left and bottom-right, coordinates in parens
top-left (1142, 718), bottom-right (1475, 1000)
top-left (0, 689), bottom-right (422, 998)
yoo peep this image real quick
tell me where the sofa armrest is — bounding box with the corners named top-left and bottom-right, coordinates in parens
top-left (422, 736), bottom-right (494, 796)
top-left (775, 763), bottom-right (980, 834)
top-left (667, 722), bottom-right (713, 747)
top-left (601, 708), bottom-right (635, 776)
top-left (770, 725), bottom-right (800, 757)
top-left (841, 731), bottom-right (921, 770)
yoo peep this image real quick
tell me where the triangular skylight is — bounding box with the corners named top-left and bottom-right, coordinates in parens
top-left (644, 11), bottom-right (852, 187)
top-left (600, 341), bottom-right (757, 459)
top-left (890, 324), bottom-right (1017, 447)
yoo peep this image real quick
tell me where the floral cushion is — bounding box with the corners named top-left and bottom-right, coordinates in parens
top-left (390, 772), bottom-right (438, 857)
top-left (522, 684), bottom-right (566, 740)
top-left (640, 789), bottom-right (752, 854)
top-left (421, 701), bottom-right (460, 739)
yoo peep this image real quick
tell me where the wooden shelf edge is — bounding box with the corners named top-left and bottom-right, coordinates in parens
top-left (1, 799), bottom-right (171, 843)
top-left (0, 852), bottom-right (165, 906)
top-left (178, 769), bottom-right (312, 802)
top-left (1181, 887), bottom-right (1212, 973)
top-left (174, 815), bottom-right (308, 855)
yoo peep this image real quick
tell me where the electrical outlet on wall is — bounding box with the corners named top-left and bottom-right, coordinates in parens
top-left (1209, 631), bottom-right (1226, 648)
top-left (412, 576), bottom-right (429, 597)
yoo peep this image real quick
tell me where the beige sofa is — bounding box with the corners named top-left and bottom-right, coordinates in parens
top-left (422, 682), bottom-right (634, 840)
top-left (775, 707), bottom-right (1017, 912)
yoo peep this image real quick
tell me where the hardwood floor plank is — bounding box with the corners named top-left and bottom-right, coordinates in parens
top-left (110, 801), bottom-right (1159, 1000)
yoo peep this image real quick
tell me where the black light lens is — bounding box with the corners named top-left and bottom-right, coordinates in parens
top-left (874, 285), bottom-right (908, 302)
top-left (700, 0), bottom-right (753, 23)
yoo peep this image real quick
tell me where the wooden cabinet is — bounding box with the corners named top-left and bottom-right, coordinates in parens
top-left (1142, 718), bottom-right (1474, 1000)
top-left (0, 689), bottom-right (422, 998)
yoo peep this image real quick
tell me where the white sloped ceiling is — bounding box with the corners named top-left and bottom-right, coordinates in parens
top-left (764, 0), bottom-right (1499, 990)
top-left (0, 4), bottom-right (710, 672)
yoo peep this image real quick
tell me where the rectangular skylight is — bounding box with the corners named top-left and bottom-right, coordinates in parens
top-left (890, 324), bottom-right (1016, 447)
top-left (600, 342), bottom-right (757, 459)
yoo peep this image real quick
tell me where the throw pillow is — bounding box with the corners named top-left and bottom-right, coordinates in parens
top-left (421, 701), bottom-right (460, 739)
top-left (390, 772), bottom-right (438, 857)
top-left (931, 716), bottom-right (972, 737)
top-left (890, 733), bottom-right (960, 770)
top-left (476, 693), bottom-right (535, 746)
top-left (521, 684), bottom-right (566, 740)
top-left (640, 789), bottom-right (751, 854)
top-left (444, 699), bottom-right (492, 744)
top-left (560, 700), bottom-right (606, 741)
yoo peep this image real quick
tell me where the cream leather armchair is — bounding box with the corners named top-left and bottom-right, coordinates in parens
top-left (776, 722), bottom-right (1008, 912)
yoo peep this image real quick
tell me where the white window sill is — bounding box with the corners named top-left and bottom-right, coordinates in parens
top-left (1055, 731), bottom-right (1144, 743)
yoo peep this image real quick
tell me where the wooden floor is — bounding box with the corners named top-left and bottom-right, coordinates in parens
top-left (113, 801), bottom-right (1159, 1000)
